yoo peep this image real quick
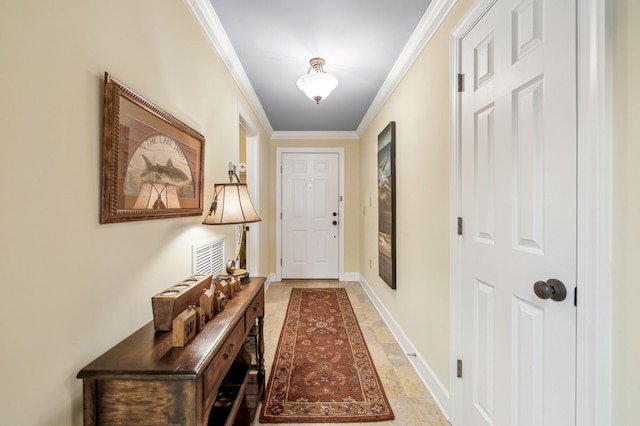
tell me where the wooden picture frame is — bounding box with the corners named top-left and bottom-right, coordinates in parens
top-left (100, 72), bottom-right (205, 223)
top-left (378, 121), bottom-right (396, 289)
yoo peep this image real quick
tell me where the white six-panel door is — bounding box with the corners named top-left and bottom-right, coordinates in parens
top-left (458, 0), bottom-right (577, 424)
top-left (281, 152), bottom-right (340, 279)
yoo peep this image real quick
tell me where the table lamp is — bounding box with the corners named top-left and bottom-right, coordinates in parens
top-left (202, 163), bottom-right (261, 283)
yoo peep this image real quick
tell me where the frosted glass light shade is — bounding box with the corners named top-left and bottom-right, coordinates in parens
top-left (202, 183), bottom-right (261, 225)
top-left (296, 71), bottom-right (339, 104)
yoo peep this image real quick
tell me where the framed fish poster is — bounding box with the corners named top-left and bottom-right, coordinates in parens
top-left (100, 72), bottom-right (205, 223)
top-left (377, 121), bottom-right (396, 289)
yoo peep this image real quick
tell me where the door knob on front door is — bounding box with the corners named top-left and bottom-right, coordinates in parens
top-left (533, 279), bottom-right (567, 301)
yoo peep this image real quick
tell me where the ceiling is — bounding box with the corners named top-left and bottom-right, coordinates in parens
top-left (188, 0), bottom-right (436, 138)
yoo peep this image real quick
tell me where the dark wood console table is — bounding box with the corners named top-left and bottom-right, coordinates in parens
top-left (77, 277), bottom-right (266, 426)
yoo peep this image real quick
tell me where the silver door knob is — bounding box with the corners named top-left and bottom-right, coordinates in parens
top-left (533, 279), bottom-right (567, 301)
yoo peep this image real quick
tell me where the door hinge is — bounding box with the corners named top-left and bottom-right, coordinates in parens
top-left (457, 73), bottom-right (465, 92)
top-left (280, 258), bottom-right (282, 266)
top-left (457, 359), bottom-right (463, 378)
top-left (574, 287), bottom-right (577, 307)
top-left (457, 217), bottom-right (463, 235)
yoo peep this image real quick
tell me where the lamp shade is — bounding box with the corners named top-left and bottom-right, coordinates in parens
top-left (296, 71), bottom-right (339, 104)
top-left (202, 183), bottom-right (261, 225)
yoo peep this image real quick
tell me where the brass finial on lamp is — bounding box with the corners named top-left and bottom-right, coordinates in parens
top-left (202, 163), bottom-right (261, 283)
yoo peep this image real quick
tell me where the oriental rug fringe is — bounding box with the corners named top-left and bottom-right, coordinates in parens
top-left (259, 288), bottom-right (394, 423)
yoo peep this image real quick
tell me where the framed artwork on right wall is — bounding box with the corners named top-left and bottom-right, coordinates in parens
top-left (377, 121), bottom-right (396, 289)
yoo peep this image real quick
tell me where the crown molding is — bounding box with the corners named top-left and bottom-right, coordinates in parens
top-left (183, 0), bottom-right (273, 135)
top-left (271, 131), bottom-right (359, 140)
top-left (356, 0), bottom-right (459, 136)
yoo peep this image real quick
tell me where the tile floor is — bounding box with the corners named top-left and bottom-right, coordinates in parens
top-left (254, 280), bottom-right (451, 426)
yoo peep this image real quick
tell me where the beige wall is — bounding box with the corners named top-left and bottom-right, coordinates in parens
top-left (359, 0), bottom-right (474, 391)
top-left (613, 0), bottom-right (640, 421)
top-left (268, 139), bottom-right (361, 274)
top-left (0, 1), bottom-right (269, 424)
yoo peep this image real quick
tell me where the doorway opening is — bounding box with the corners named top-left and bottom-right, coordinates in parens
top-left (237, 102), bottom-right (260, 277)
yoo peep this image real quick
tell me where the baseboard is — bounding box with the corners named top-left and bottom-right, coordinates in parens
top-left (341, 272), bottom-right (360, 282)
top-left (266, 272), bottom-right (359, 282)
top-left (358, 274), bottom-right (451, 419)
top-left (263, 275), bottom-right (272, 292)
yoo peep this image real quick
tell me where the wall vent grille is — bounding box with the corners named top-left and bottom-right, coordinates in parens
top-left (192, 238), bottom-right (225, 275)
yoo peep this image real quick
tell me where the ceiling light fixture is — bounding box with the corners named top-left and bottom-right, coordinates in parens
top-left (296, 57), bottom-right (339, 104)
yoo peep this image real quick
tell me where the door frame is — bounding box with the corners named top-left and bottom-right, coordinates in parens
top-left (236, 102), bottom-right (261, 277)
top-left (449, 0), bottom-right (612, 425)
top-left (275, 147), bottom-right (345, 281)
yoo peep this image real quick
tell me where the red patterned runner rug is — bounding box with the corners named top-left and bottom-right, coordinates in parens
top-left (259, 288), bottom-right (394, 423)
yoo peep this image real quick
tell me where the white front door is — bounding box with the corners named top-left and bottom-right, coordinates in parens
top-left (458, 0), bottom-right (576, 425)
top-left (281, 152), bottom-right (340, 279)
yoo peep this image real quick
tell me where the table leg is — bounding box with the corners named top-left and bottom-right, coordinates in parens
top-left (257, 314), bottom-right (265, 396)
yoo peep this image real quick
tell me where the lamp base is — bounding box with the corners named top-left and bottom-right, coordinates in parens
top-left (216, 268), bottom-right (250, 285)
